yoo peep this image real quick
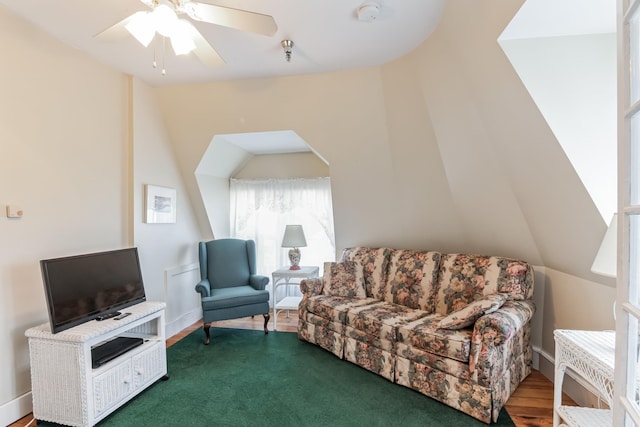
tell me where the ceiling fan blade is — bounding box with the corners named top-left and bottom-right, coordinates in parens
top-left (94, 14), bottom-right (137, 42)
top-left (190, 27), bottom-right (225, 68)
top-left (185, 2), bottom-right (277, 37)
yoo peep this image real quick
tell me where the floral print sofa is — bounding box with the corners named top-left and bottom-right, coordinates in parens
top-left (298, 247), bottom-right (535, 424)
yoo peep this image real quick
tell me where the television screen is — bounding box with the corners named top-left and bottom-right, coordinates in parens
top-left (40, 248), bottom-right (146, 334)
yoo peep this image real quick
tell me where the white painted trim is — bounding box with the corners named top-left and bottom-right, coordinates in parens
top-left (535, 344), bottom-right (610, 409)
top-left (165, 306), bottom-right (202, 339)
top-left (0, 391), bottom-right (33, 426)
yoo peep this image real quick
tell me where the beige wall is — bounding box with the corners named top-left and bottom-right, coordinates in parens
top-left (0, 7), bottom-right (129, 411)
top-left (0, 0), bottom-right (620, 422)
top-left (155, 0), bottom-right (615, 378)
top-left (0, 9), bottom-right (202, 424)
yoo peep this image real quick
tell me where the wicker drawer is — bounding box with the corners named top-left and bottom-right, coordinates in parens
top-left (93, 359), bottom-right (133, 417)
top-left (132, 342), bottom-right (166, 389)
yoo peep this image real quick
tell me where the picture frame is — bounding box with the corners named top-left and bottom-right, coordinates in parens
top-left (145, 185), bottom-right (176, 224)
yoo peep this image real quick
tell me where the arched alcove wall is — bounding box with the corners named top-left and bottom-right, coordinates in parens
top-left (195, 130), bottom-right (330, 238)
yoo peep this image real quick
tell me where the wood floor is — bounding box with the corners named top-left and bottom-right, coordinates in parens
top-left (10, 310), bottom-right (570, 427)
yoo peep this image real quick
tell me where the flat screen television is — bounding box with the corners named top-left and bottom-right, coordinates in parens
top-left (40, 247), bottom-right (146, 334)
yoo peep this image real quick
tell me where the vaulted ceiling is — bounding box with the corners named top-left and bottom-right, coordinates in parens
top-left (0, 0), bottom-right (446, 86)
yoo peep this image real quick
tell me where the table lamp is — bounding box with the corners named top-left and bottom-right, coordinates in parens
top-left (281, 225), bottom-right (307, 270)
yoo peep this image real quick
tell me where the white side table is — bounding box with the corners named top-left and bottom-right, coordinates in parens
top-left (553, 329), bottom-right (614, 427)
top-left (272, 266), bottom-right (319, 331)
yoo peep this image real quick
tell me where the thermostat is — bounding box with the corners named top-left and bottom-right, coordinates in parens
top-left (6, 205), bottom-right (23, 218)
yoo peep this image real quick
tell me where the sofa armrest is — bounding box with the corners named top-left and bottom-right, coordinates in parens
top-left (300, 278), bottom-right (323, 297)
top-left (250, 274), bottom-right (269, 290)
top-left (195, 279), bottom-right (211, 298)
top-left (469, 299), bottom-right (536, 374)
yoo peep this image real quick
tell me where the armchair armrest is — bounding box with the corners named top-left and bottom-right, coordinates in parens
top-left (469, 299), bottom-right (536, 375)
top-left (250, 274), bottom-right (269, 290)
top-left (300, 278), bottom-right (323, 297)
top-left (195, 279), bottom-right (211, 298)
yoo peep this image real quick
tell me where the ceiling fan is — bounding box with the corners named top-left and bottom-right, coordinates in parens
top-left (96, 0), bottom-right (278, 69)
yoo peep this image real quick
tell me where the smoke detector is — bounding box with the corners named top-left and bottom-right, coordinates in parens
top-left (357, 2), bottom-right (381, 22)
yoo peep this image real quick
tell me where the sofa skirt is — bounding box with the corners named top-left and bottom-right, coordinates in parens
top-left (395, 356), bottom-right (493, 423)
top-left (344, 336), bottom-right (395, 381)
top-left (298, 317), bottom-right (344, 358)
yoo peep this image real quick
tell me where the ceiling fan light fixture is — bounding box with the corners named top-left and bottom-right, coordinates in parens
top-left (125, 11), bottom-right (156, 47)
top-left (153, 4), bottom-right (178, 37)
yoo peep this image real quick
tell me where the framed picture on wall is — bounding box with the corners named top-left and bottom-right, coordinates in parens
top-left (145, 185), bottom-right (176, 223)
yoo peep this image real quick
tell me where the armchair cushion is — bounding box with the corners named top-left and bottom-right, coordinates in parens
top-left (321, 261), bottom-right (366, 298)
top-left (201, 285), bottom-right (270, 311)
top-left (437, 293), bottom-right (507, 330)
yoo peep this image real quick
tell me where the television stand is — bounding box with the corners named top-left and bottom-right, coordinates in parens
top-left (25, 301), bottom-right (166, 427)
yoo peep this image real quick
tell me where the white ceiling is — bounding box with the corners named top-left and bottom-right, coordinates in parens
top-left (500, 0), bottom-right (616, 41)
top-left (220, 131), bottom-right (310, 154)
top-left (0, 0), bottom-right (446, 87)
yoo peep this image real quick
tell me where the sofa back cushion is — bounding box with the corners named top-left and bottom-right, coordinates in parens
top-left (434, 253), bottom-right (534, 315)
top-left (385, 250), bottom-right (442, 312)
top-left (341, 247), bottom-right (392, 299)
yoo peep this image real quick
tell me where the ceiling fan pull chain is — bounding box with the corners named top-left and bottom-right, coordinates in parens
top-left (162, 36), bottom-right (167, 76)
top-left (152, 36), bottom-right (158, 69)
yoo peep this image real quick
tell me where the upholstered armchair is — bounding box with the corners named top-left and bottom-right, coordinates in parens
top-left (195, 239), bottom-right (270, 344)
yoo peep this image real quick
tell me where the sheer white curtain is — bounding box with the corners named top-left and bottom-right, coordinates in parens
top-left (230, 177), bottom-right (336, 284)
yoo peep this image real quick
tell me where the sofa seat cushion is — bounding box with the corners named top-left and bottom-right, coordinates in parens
top-left (396, 343), bottom-right (473, 381)
top-left (301, 295), bottom-right (379, 324)
top-left (345, 301), bottom-right (430, 344)
top-left (397, 316), bottom-right (473, 363)
top-left (201, 285), bottom-right (269, 310)
top-left (345, 325), bottom-right (394, 352)
top-left (301, 311), bottom-right (345, 334)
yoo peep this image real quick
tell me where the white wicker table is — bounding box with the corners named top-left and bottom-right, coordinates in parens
top-left (553, 329), bottom-right (614, 427)
top-left (272, 266), bottom-right (319, 331)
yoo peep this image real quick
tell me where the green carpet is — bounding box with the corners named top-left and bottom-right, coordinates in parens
top-left (49, 328), bottom-right (517, 426)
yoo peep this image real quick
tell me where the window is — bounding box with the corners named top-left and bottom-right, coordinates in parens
top-left (614, 1), bottom-right (640, 425)
top-left (229, 177), bottom-right (336, 280)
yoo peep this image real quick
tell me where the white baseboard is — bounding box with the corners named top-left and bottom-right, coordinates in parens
top-left (165, 307), bottom-right (202, 339)
top-left (0, 392), bottom-right (33, 426)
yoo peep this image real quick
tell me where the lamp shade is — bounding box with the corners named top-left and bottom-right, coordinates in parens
top-left (591, 214), bottom-right (617, 278)
top-left (281, 225), bottom-right (307, 248)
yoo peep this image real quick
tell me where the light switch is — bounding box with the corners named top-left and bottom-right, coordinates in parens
top-left (6, 205), bottom-right (23, 218)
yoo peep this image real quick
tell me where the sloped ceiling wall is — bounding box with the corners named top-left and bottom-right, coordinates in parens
top-left (155, 0), bottom-right (609, 283)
